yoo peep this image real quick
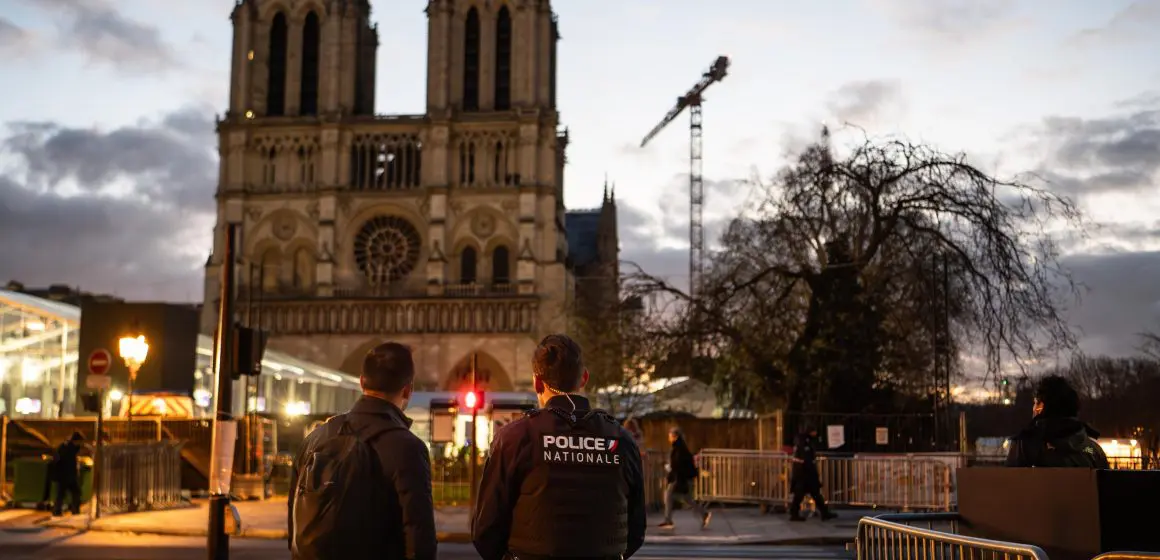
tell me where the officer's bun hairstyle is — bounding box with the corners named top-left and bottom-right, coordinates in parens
top-left (532, 334), bottom-right (584, 392)
top-left (1035, 374), bottom-right (1080, 418)
top-left (362, 342), bottom-right (415, 394)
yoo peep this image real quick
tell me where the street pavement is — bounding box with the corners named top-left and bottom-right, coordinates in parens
top-left (37, 498), bottom-right (869, 545)
top-left (0, 528), bottom-right (853, 559)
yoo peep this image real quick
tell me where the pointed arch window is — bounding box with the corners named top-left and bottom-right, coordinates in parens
top-left (260, 248), bottom-right (281, 293)
top-left (266, 13), bottom-right (288, 116)
top-left (460, 247), bottom-right (478, 284)
top-left (292, 247), bottom-right (314, 289)
top-left (494, 6), bottom-right (512, 110)
top-left (299, 12), bottom-right (321, 115)
top-left (463, 8), bottom-right (481, 111)
top-left (492, 245), bottom-right (510, 284)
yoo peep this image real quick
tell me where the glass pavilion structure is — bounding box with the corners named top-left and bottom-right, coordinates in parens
top-left (0, 289), bottom-right (360, 419)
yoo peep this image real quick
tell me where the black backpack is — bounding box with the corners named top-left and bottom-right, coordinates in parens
top-left (291, 415), bottom-right (397, 559)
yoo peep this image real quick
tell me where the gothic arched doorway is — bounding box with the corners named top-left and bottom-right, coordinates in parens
top-left (442, 352), bottom-right (514, 393)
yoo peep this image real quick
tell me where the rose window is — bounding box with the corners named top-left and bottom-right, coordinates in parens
top-left (353, 216), bottom-right (422, 285)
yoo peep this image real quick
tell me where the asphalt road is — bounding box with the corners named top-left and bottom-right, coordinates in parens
top-left (0, 528), bottom-right (853, 560)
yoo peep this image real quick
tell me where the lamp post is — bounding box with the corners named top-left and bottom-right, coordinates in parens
top-left (117, 334), bottom-right (148, 513)
top-left (118, 335), bottom-right (150, 430)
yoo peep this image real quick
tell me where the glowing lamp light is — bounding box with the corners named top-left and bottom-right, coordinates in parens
top-left (109, 389), bottom-right (124, 402)
top-left (118, 335), bottom-right (150, 375)
top-left (463, 391), bottom-right (479, 410)
top-left (285, 401), bottom-right (310, 417)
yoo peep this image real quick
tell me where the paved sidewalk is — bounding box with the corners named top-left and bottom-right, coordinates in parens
top-left (40, 498), bottom-right (870, 545)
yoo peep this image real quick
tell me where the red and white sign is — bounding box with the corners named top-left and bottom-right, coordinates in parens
top-left (88, 349), bottom-right (112, 375)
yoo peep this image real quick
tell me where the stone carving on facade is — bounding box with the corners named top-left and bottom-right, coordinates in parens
top-left (429, 240), bottom-right (446, 262)
top-left (471, 212), bottom-right (497, 238)
top-left (272, 213), bottom-right (298, 241)
top-left (306, 201), bottom-right (321, 220)
top-left (336, 194), bottom-right (353, 216)
top-left (450, 201), bottom-right (466, 215)
top-left (417, 197), bottom-right (431, 219)
top-left (501, 199), bottom-right (518, 214)
top-left (249, 300), bottom-right (538, 336)
top-left (245, 206), bottom-right (263, 221)
top-left (353, 216), bottom-right (423, 285)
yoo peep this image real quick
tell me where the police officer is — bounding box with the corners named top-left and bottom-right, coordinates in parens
top-left (788, 426), bottom-right (836, 522)
top-left (472, 334), bottom-right (647, 560)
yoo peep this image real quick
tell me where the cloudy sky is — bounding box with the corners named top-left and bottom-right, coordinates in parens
top-left (1, 0), bottom-right (1158, 359)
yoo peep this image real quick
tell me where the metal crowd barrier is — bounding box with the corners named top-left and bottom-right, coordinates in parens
top-left (96, 441), bottom-right (185, 515)
top-left (693, 450), bottom-right (954, 511)
top-left (856, 513), bottom-right (1049, 559)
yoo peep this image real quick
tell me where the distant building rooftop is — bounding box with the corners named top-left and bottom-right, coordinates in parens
top-left (565, 211), bottom-right (601, 268)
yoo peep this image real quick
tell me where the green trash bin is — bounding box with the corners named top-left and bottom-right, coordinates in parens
top-left (11, 456), bottom-right (94, 507)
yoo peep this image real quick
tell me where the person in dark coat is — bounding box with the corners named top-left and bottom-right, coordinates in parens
top-left (1006, 375), bottom-right (1109, 469)
top-left (472, 334), bottom-right (646, 560)
top-left (659, 427), bottom-right (710, 530)
top-left (288, 342), bottom-right (437, 560)
top-left (52, 431), bottom-right (85, 516)
top-left (789, 426), bottom-right (836, 522)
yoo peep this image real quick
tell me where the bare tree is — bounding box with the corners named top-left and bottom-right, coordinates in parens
top-left (628, 127), bottom-right (1084, 414)
top-left (571, 295), bottom-right (682, 418)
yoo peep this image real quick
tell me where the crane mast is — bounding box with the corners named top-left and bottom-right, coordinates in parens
top-left (639, 55), bottom-right (730, 321)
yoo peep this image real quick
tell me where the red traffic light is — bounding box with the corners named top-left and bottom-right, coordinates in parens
top-left (463, 391), bottom-right (481, 410)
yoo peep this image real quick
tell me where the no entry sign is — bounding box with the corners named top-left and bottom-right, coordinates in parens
top-left (88, 349), bottom-right (112, 376)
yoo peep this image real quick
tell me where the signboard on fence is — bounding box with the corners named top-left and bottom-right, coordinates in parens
top-left (827, 425), bottom-right (845, 448)
top-left (876, 427), bottom-right (890, 445)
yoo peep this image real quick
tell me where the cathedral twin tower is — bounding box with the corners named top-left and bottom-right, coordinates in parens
top-left (201, 0), bottom-right (615, 397)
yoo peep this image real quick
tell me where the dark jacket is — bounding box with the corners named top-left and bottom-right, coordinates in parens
top-left (472, 395), bottom-right (647, 560)
top-left (791, 433), bottom-right (822, 493)
top-left (288, 396), bottom-right (437, 560)
top-left (1006, 415), bottom-right (1110, 469)
top-left (53, 441), bottom-right (82, 481)
top-left (666, 437), bottom-right (698, 494)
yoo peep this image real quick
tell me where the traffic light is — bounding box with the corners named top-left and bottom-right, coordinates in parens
top-left (1001, 378), bottom-right (1009, 386)
top-left (463, 390), bottom-right (483, 412)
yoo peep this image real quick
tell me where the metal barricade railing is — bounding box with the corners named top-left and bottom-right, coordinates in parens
top-left (692, 451), bottom-right (955, 511)
top-left (96, 441), bottom-right (185, 515)
top-left (1091, 554), bottom-right (1160, 559)
top-left (856, 513), bottom-right (1049, 560)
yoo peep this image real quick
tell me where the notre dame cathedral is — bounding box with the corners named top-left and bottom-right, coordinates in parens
top-left (200, 0), bottom-right (618, 393)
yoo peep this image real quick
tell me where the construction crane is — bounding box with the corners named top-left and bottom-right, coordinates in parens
top-left (639, 55), bottom-right (730, 308)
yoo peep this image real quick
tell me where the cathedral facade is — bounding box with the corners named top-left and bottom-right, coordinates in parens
top-left (201, 0), bottom-right (612, 393)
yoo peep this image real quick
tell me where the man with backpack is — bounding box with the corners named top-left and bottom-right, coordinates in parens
top-left (51, 431), bottom-right (86, 516)
top-left (288, 342), bottom-right (437, 560)
top-left (1007, 375), bottom-right (1110, 469)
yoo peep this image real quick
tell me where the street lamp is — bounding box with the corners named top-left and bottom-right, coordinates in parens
top-left (118, 335), bottom-right (149, 426)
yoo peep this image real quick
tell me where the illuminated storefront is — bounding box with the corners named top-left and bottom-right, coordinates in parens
top-left (0, 289), bottom-right (361, 419)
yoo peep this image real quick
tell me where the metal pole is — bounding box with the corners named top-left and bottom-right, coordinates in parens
top-left (59, 325), bottom-right (69, 418)
top-left (92, 390), bottom-right (104, 520)
top-left (208, 223), bottom-right (238, 560)
top-left (469, 353), bottom-right (478, 510)
top-left (1, 417), bottom-right (8, 502)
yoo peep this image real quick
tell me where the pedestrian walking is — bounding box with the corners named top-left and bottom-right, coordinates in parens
top-left (473, 334), bottom-right (647, 560)
top-left (51, 431), bottom-right (85, 516)
top-left (288, 342), bottom-right (437, 560)
top-left (658, 427), bottom-right (710, 530)
top-left (1007, 375), bottom-right (1109, 469)
top-left (788, 426), bottom-right (836, 522)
